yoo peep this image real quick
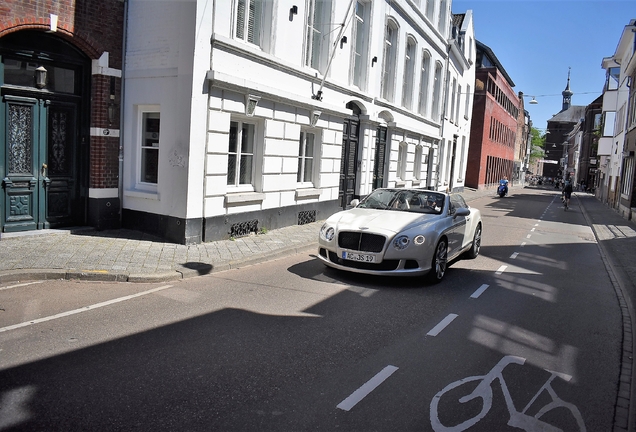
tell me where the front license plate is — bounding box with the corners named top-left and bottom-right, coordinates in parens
top-left (342, 251), bottom-right (375, 262)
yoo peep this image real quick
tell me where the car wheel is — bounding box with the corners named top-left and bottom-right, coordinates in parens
top-left (427, 238), bottom-right (448, 283)
top-left (465, 224), bottom-right (481, 259)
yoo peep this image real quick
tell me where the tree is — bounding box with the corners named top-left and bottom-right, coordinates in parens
top-left (528, 127), bottom-right (546, 165)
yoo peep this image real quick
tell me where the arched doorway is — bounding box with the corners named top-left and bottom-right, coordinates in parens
top-left (0, 31), bottom-right (89, 232)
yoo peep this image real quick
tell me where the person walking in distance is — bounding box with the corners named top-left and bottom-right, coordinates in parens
top-left (563, 180), bottom-right (573, 210)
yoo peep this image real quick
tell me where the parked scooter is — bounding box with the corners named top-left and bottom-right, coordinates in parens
top-left (497, 178), bottom-right (509, 197)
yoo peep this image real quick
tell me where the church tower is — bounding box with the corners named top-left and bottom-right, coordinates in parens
top-left (562, 67), bottom-right (573, 112)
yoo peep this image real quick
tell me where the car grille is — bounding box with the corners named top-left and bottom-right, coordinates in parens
top-left (338, 231), bottom-right (386, 253)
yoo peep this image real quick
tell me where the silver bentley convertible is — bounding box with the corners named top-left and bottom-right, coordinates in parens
top-left (317, 188), bottom-right (482, 283)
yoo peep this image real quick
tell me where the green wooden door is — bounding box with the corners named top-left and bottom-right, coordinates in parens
top-left (0, 94), bottom-right (79, 232)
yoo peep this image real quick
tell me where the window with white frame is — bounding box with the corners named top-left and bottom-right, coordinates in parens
top-left (351, 0), bottom-right (370, 90)
top-left (414, 145), bottom-right (423, 180)
top-left (438, 0), bottom-right (448, 35)
top-left (397, 142), bottom-right (407, 181)
top-left (606, 67), bottom-right (620, 91)
top-left (459, 136), bottom-right (466, 179)
top-left (228, 120), bottom-right (256, 187)
top-left (235, 0), bottom-right (265, 47)
top-left (622, 157), bottom-right (634, 196)
top-left (382, 18), bottom-right (398, 102)
top-left (402, 36), bottom-right (416, 110)
top-left (449, 78), bottom-right (457, 122)
top-left (418, 50), bottom-right (431, 117)
top-left (455, 84), bottom-right (462, 122)
top-left (465, 84), bottom-right (471, 118)
top-left (297, 130), bottom-right (317, 184)
top-left (139, 110), bottom-right (160, 185)
top-left (305, 0), bottom-right (332, 73)
top-left (425, 0), bottom-right (435, 22)
top-left (629, 88), bottom-right (636, 129)
top-left (432, 62), bottom-right (443, 121)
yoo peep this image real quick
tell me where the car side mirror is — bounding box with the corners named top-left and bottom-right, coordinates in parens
top-left (350, 199), bottom-right (360, 207)
top-left (453, 207), bottom-right (470, 218)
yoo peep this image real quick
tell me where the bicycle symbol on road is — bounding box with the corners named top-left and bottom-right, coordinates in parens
top-left (430, 355), bottom-right (586, 432)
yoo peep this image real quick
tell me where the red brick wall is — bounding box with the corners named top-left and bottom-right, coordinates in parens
top-left (1, 0), bottom-right (124, 190)
top-left (466, 69), bottom-right (520, 189)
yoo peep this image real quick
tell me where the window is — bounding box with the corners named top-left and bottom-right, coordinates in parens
top-left (297, 131), bottom-right (316, 184)
top-left (455, 85), bottom-right (461, 122)
top-left (235, 0), bottom-right (262, 45)
top-left (425, 0), bottom-right (435, 21)
top-left (382, 19), bottom-right (398, 102)
top-left (464, 84), bottom-right (471, 118)
top-left (449, 78), bottom-right (457, 122)
top-left (606, 67), bottom-right (620, 91)
top-left (305, 0), bottom-right (332, 73)
top-left (397, 142), bottom-right (407, 181)
top-left (418, 50), bottom-right (431, 116)
top-left (351, 0), bottom-right (370, 89)
top-left (228, 120), bottom-right (256, 187)
top-left (602, 111), bottom-right (616, 137)
top-left (438, 0), bottom-right (448, 34)
top-left (432, 62), bottom-right (443, 121)
top-left (402, 37), bottom-right (416, 109)
top-left (414, 145), bottom-right (423, 180)
top-left (459, 136), bottom-right (466, 179)
top-left (140, 111), bottom-right (160, 185)
top-left (622, 157), bottom-right (634, 196)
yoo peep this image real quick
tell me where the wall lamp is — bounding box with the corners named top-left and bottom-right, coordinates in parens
top-left (310, 110), bottom-right (321, 127)
top-left (340, 36), bottom-right (347, 49)
top-left (35, 66), bottom-right (47, 89)
top-left (371, 56), bottom-right (378, 67)
top-left (245, 94), bottom-right (261, 117)
top-left (289, 5), bottom-right (298, 21)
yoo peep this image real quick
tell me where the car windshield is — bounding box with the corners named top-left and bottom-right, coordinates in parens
top-left (357, 189), bottom-right (444, 214)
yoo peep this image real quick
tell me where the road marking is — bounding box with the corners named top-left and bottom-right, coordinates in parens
top-left (337, 365), bottom-right (399, 411)
top-left (427, 314), bottom-right (458, 336)
top-left (471, 284), bottom-right (489, 298)
top-left (534, 223), bottom-right (539, 226)
top-left (0, 281), bottom-right (44, 291)
top-left (526, 234), bottom-right (532, 238)
top-left (520, 242), bottom-right (526, 247)
top-left (0, 285), bottom-right (174, 333)
top-left (496, 265), bottom-right (507, 275)
top-left (530, 228), bottom-right (535, 232)
top-left (510, 252), bottom-right (519, 259)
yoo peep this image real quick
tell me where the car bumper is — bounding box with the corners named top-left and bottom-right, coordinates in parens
top-left (317, 246), bottom-right (431, 276)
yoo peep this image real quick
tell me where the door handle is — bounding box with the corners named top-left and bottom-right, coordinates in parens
top-left (41, 163), bottom-right (48, 175)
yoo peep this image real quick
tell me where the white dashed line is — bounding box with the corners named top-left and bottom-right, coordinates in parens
top-left (526, 234), bottom-right (532, 238)
top-left (530, 228), bottom-right (535, 232)
top-left (496, 265), bottom-right (507, 275)
top-left (510, 252), bottom-right (519, 259)
top-left (520, 242), bottom-right (526, 247)
top-left (471, 284), bottom-right (489, 298)
top-left (337, 365), bottom-right (399, 411)
top-left (0, 285), bottom-right (174, 333)
top-left (427, 314), bottom-right (458, 337)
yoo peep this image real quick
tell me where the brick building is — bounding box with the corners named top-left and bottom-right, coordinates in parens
top-left (465, 40), bottom-right (520, 189)
top-left (0, 0), bottom-right (124, 233)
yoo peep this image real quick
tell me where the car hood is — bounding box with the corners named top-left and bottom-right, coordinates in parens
top-left (327, 208), bottom-right (438, 235)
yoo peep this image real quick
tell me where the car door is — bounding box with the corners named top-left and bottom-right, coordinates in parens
top-left (446, 194), bottom-right (469, 258)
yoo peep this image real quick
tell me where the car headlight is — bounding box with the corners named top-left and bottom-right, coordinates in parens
top-left (320, 224), bottom-right (335, 241)
top-left (393, 235), bottom-right (410, 250)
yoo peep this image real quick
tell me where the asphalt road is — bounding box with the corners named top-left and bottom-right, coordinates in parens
top-left (0, 188), bottom-right (622, 431)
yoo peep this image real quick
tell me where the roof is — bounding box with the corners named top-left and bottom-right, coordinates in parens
top-left (452, 13), bottom-right (465, 28)
top-left (475, 40), bottom-right (515, 87)
top-left (548, 106), bottom-right (586, 124)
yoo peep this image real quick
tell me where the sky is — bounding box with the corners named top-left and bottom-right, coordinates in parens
top-left (452, 0), bottom-right (635, 131)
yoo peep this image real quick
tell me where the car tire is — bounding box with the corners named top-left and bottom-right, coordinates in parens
top-left (464, 224), bottom-right (481, 259)
top-left (427, 238), bottom-right (448, 283)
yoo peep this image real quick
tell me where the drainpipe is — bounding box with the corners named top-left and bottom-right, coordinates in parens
top-left (118, 0), bottom-right (129, 225)
top-left (436, 41), bottom-right (452, 191)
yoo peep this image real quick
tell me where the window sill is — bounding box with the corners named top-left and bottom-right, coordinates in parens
top-left (296, 188), bottom-right (321, 199)
top-left (225, 192), bottom-right (265, 206)
top-left (125, 189), bottom-right (160, 200)
top-left (395, 180), bottom-right (406, 188)
top-left (412, 180), bottom-right (421, 187)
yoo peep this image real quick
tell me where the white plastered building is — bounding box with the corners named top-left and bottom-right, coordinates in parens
top-left (121, 0), bottom-right (475, 244)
